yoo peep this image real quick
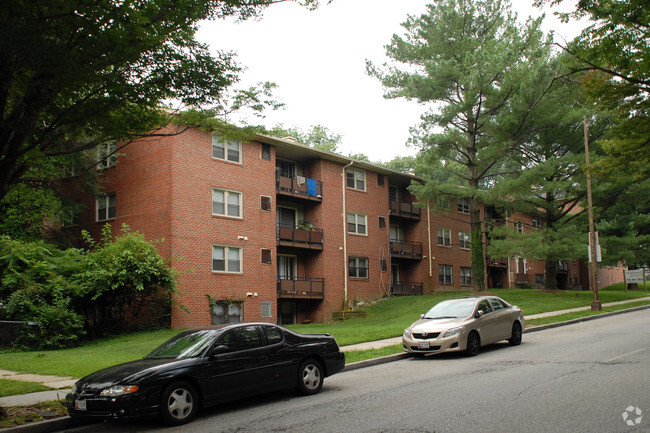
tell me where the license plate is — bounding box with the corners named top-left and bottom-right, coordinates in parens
top-left (75, 400), bottom-right (87, 411)
top-left (417, 341), bottom-right (430, 349)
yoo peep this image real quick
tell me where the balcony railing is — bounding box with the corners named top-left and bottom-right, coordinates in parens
top-left (277, 225), bottom-right (324, 250)
top-left (277, 277), bottom-right (325, 299)
top-left (277, 174), bottom-right (322, 201)
top-left (389, 200), bottom-right (421, 220)
top-left (390, 240), bottom-right (423, 260)
top-left (515, 273), bottom-right (529, 283)
top-left (391, 282), bottom-right (423, 296)
top-left (486, 256), bottom-right (508, 268)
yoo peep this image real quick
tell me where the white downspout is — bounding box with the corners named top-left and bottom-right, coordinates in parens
top-left (342, 161), bottom-right (353, 304)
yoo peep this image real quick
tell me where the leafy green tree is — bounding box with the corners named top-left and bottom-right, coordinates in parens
top-left (368, 0), bottom-right (550, 290)
top-left (0, 0), bottom-right (322, 204)
top-left (267, 124), bottom-right (342, 152)
top-left (77, 225), bottom-right (177, 334)
top-left (0, 236), bottom-right (85, 349)
top-left (536, 0), bottom-right (649, 267)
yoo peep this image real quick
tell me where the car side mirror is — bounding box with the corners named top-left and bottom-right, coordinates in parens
top-left (420, 314), bottom-right (425, 319)
top-left (475, 310), bottom-right (485, 318)
top-left (208, 344), bottom-right (229, 357)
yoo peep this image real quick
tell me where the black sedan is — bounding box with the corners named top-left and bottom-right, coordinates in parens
top-left (65, 322), bottom-right (345, 425)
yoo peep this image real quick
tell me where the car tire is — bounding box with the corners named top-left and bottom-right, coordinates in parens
top-left (465, 332), bottom-right (480, 357)
top-left (297, 358), bottom-right (323, 395)
top-left (159, 381), bottom-right (199, 426)
top-left (509, 322), bottom-right (523, 346)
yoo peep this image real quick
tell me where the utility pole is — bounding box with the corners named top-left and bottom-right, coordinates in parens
top-left (584, 116), bottom-right (602, 311)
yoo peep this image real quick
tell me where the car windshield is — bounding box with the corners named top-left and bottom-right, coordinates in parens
top-left (145, 329), bottom-right (222, 359)
top-left (423, 299), bottom-right (477, 319)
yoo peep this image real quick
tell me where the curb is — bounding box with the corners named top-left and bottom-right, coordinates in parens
top-left (0, 417), bottom-right (77, 433)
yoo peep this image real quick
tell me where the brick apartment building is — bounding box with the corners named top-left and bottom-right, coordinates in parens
top-left (72, 126), bottom-right (613, 328)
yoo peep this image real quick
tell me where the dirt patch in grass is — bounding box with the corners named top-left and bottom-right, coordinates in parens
top-left (0, 400), bottom-right (67, 429)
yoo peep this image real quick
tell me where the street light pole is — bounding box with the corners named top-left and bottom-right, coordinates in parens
top-left (584, 116), bottom-right (602, 311)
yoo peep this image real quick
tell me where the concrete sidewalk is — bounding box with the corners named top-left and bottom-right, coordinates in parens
top-left (1, 296), bottom-right (649, 409)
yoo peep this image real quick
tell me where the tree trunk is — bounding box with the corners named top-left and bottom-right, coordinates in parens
top-left (544, 260), bottom-right (558, 290)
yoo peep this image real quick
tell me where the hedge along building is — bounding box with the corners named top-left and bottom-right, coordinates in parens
top-left (72, 125), bottom-right (594, 328)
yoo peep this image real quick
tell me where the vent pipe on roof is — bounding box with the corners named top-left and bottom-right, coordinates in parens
top-left (342, 160), bottom-right (353, 304)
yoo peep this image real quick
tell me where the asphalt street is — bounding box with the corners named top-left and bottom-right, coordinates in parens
top-left (56, 309), bottom-right (650, 433)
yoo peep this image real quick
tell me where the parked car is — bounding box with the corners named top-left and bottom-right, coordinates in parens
top-left (402, 296), bottom-right (524, 357)
top-left (65, 323), bottom-right (345, 425)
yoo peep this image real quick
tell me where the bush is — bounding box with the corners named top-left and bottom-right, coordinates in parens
top-left (0, 236), bottom-right (85, 349)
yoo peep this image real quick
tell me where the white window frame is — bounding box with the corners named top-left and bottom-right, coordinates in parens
top-left (457, 198), bottom-right (470, 214)
top-left (437, 228), bottom-right (451, 246)
top-left (212, 136), bottom-right (242, 163)
top-left (459, 232), bottom-right (471, 250)
top-left (212, 245), bottom-right (242, 274)
top-left (96, 193), bottom-right (116, 222)
top-left (439, 265), bottom-right (453, 285)
top-left (212, 188), bottom-right (242, 218)
top-left (260, 301), bottom-right (273, 318)
top-left (514, 220), bottom-right (524, 233)
top-left (346, 168), bottom-right (366, 191)
top-left (97, 141), bottom-right (117, 169)
top-left (349, 257), bottom-right (369, 279)
top-left (460, 267), bottom-right (472, 286)
top-left (347, 212), bottom-right (367, 235)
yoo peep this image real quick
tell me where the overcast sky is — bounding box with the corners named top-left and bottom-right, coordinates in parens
top-left (197, 0), bottom-right (586, 163)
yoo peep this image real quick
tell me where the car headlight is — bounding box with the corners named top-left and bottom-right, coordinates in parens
top-left (99, 385), bottom-right (140, 397)
top-left (71, 383), bottom-right (78, 394)
top-left (403, 329), bottom-right (412, 339)
top-left (443, 326), bottom-right (464, 338)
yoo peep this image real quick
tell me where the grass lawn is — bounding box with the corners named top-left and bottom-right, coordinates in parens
top-left (0, 285), bottom-right (647, 381)
top-left (0, 379), bottom-right (51, 397)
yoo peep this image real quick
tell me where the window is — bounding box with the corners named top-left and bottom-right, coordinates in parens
top-left (212, 136), bottom-right (241, 163)
top-left (348, 212), bottom-right (367, 235)
top-left (263, 324), bottom-right (283, 342)
top-left (212, 188), bottom-right (241, 218)
top-left (532, 216), bottom-right (541, 229)
top-left (218, 325), bottom-right (262, 350)
top-left (349, 257), bottom-right (369, 279)
top-left (459, 232), bottom-right (471, 249)
top-left (457, 198), bottom-right (470, 214)
top-left (377, 174), bottom-right (385, 186)
top-left (380, 259), bottom-right (388, 272)
top-left (437, 228), bottom-right (451, 246)
top-left (514, 220), bottom-right (524, 233)
top-left (96, 194), bottom-right (116, 221)
top-left (378, 216), bottom-right (386, 229)
top-left (388, 185), bottom-right (400, 201)
top-left (460, 267), bottom-right (472, 286)
top-left (97, 141), bottom-right (117, 169)
top-left (260, 195), bottom-right (271, 211)
top-left (261, 249), bottom-right (271, 265)
top-left (261, 302), bottom-right (273, 319)
top-left (439, 265), bottom-right (453, 285)
top-left (211, 301), bottom-right (243, 324)
top-left (535, 274), bottom-right (545, 285)
top-left (346, 168), bottom-right (366, 191)
top-left (261, 143), bottom-right (271, 161)
top-left (212, 246), bottom-right (242, 273)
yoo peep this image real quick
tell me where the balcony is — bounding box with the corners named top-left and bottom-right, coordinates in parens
top-left (277, 174), bottom-right (322, 202)
top-left (277, 225), bottom-right (324, 250)
top-left (486, 256), bottom-right (508, 268)
top-left (390, 240), bottom-right (423, 260)
top-left (391, 282), bottom-right (423, 296)
top-left (389, 200), bottom-right (421, 221)
top-left (558, 261), bottom-right (569, 273)
top-left (277, 277), bottom-right (324, 300)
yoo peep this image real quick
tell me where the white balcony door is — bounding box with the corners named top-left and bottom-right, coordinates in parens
top-left (278, 255), bottom-right (296, 280)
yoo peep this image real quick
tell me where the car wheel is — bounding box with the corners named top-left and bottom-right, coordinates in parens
top-left (509, 322), bottom-right (523, 346)
top-left (297, 358), bottom-right (323, 395)
top-left (159, 381), bottom-right (198, 426)
top-left (465, 332), bottom-right (480, 357)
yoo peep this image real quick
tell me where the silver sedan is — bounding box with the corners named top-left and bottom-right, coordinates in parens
top-left (402, 296), bottom-right (524, 357)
